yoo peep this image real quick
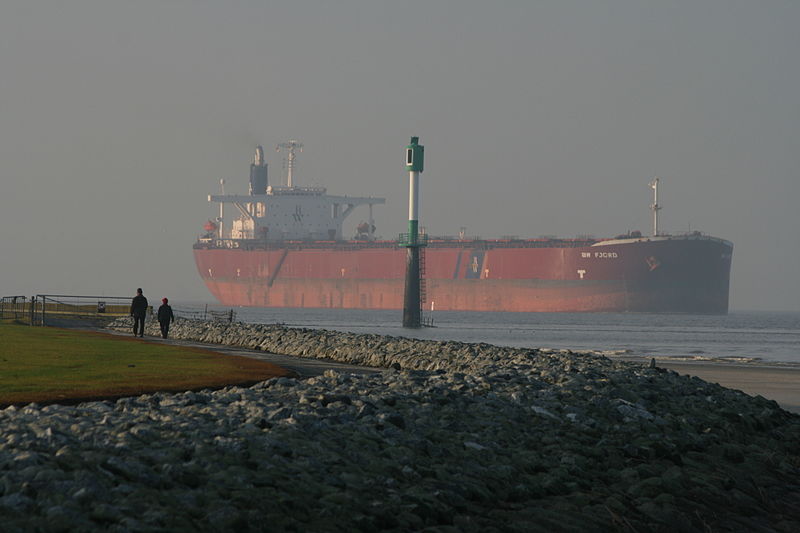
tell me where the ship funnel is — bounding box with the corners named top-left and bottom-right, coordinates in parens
top-left (249, 145), bottom-right (268, 195)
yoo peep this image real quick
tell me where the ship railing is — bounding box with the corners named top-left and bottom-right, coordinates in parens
top-left (397, 233), bottom-right (429, 247)
top-left (197, 234), bottom-right (611, 251)
top-left (428, 234), bottom-right (484, 242)
top-left (671, 230), bottom-right (732, 244)
top-left (267, 186), bottom-right (327, 195)
top-left (196, 237), bottom-right (407, 251)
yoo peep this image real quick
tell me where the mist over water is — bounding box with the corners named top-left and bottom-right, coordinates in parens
top-left (176, 305), bottom-right (800, 365)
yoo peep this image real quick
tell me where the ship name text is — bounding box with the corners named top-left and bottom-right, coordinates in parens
top-left (581, 252), bottom-right (619, 259)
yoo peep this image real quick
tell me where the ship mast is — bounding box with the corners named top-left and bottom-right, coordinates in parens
top-left (649, 177), bottom-right (661, 237)
top-left (276, 140), bottom-right (303, 187)
top-left (217, 179), bottom-right (225, 239)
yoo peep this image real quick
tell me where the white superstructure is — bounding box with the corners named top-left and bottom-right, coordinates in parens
top-left (207, 143), bottom-right (385, 242)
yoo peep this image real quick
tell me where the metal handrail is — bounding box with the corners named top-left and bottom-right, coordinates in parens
top-left (397, 233), bottom-right (429, 247)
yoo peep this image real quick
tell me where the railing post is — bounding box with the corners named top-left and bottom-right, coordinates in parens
top-left (30, 296), bottom-right (35, 326)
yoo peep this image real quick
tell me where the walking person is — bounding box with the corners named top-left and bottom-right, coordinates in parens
top-left (157, 297), bottom-right (175, 339)
top-left (130, 288), bottom-right (148, 337)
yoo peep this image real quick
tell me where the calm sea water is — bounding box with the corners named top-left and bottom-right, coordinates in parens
top-left (175, 305), bottom-right (800, 366)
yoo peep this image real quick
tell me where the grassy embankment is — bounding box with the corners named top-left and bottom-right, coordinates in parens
top-left (0, 321), bottom-right (293, 406)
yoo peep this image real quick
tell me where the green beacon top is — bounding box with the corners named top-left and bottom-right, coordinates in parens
top-left (405, 136), bottom-right (424, 173)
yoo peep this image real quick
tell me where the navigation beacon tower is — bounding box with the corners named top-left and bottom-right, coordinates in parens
top-left (402, 136), bottom-right (426, 328)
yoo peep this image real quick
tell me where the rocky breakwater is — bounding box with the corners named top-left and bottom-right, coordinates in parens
top-left (0, 320), bottom-right (796, 531)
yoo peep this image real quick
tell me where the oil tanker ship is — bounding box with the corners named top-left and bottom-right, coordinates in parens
top-left (194, 142), bottom-right (733, 314)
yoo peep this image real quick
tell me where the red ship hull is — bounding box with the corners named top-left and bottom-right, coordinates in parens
top-left (194, 235), bottom-right (732, 313)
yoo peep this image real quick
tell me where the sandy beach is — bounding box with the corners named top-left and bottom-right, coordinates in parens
top-left (657, 361), bottom-right (800, 414)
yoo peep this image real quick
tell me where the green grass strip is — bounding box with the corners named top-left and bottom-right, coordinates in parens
top-left (0, 322), bottom-right (292, 406)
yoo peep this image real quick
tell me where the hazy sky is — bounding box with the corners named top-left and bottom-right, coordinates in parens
top-left (1, 1), bottom-right (798, 311)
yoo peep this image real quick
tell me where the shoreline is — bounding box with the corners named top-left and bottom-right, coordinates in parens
top-left (107, 317), bottom-right (800, 415)
top-left (651, 360), bottom-right (800, 414)
top-left (59, 317), bottom-right (800, 415)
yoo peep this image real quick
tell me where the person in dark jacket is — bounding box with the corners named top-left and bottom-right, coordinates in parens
top-left (157, 297), bottom-right (175, 339)
top-left (130, 288), bottom-right (148, 337)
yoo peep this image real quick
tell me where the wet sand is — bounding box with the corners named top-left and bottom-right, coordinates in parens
top-left (657, 361), bottom-right (800, 414)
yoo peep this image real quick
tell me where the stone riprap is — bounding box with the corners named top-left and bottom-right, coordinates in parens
top-left (0, 320), bottom-right (797, 531)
